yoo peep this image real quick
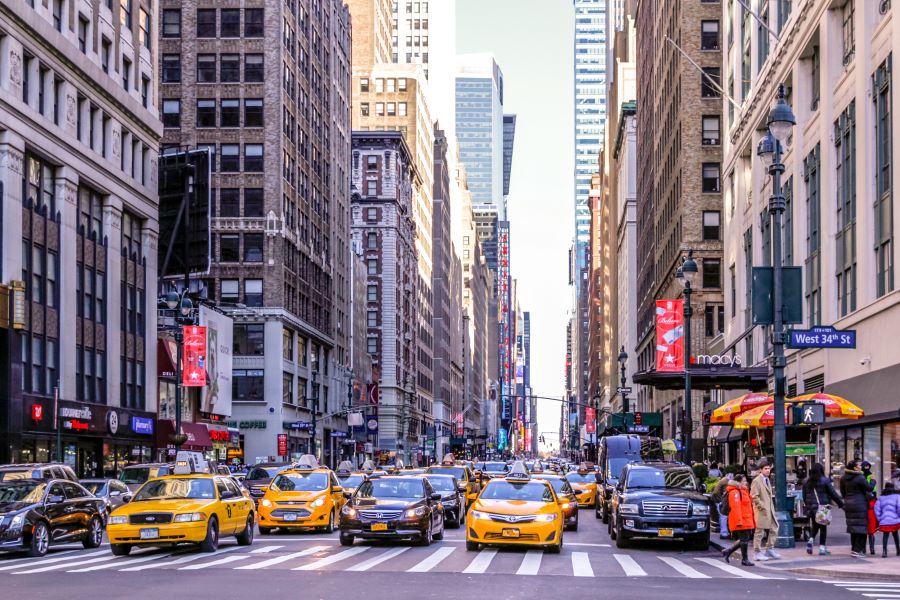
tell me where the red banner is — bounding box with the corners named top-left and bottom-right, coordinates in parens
top-left (655, 300), bottom-right (684, 372)
top-left (277, 434), bottom-right (288, 457)
top-left (585, 407), bottom-right (596, 433)
top-left (182, 326), bottom-right (208, 386)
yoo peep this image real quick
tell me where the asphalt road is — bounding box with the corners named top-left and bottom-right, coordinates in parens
top-left (1, 508), bottom-right (894, 600)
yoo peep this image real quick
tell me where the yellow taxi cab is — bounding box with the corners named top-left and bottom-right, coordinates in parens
top-left (256, 455), bottom-right (346, 534)
top-left (106, 451), bottom-right (255, 555)
top-left (425, 454), bottom-right (481, 507)
top-left (565, 465), bottom-right (599, 508)
top-left (466, 461), bottom-right (564, 553)
top-left (335, 461), bottom-right (368, 496)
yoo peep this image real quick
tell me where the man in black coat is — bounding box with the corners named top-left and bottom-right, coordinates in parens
top-left (841, 459), bottom-right (876, 557)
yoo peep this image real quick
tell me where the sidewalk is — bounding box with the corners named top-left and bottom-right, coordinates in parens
top-left (710, 511), bottom-right (900, 581)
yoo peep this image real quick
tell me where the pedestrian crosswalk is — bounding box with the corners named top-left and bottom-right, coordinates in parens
top-left (0, 541), bottom-right (779, 580)
top-left (830, 581), bottom-right (900, 600)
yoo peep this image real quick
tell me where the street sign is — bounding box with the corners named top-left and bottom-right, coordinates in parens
top-left (788, 326), bottom-right (856, 349)
top-left (628, 425), bottom-right (650, 433)
top-left (330, 431), bottom-right (348, 438)
top-left (751, 266), bottom-right (803, 325)
top-left (289, 421), bottom-right (312, 430)
top-left (617, 387), bottom-right (633, 394)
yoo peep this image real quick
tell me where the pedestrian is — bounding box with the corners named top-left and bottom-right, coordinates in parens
top-left (709, 462), bottom-right (723, 478)
top-left (875, 482), bottom-right (900, 558)
top-left (750, 458), bottom-right (781, 561)
top-left (863, 461), bottom-right (879, 554)
top-left (802, 462), bottom-right (843, 555)
top-left (796, 458), bottom-right (808, 483)
top-left (712, 473), bottom-right (734, 539)
top-left (841, 459), bottom-right (876, 558)
top-left (722, 474), bottom-right (755, 566)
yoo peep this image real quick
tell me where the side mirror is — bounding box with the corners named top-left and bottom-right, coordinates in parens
top-left (110, 490), bottom-right (122, 497)
top-left (473, 470), bottom-right (482, 478)
top-left (122, 494), bottom-right (133, 503)
top-left (343, 491), bottom-right (352, 499)
top-left (48, 494), bottom-right (65, 504)
top-left (430, 493), bottom-right (442, 501)
top-left (332, 486), bottom-right (343, 494)
top-left (615, 483), bottom-right (624, 493)
top-left (698, 482), bottom-right (707, 494)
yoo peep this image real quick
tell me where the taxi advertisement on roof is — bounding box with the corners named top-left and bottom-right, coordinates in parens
top-left (655, 300), bottom-right (684, 372)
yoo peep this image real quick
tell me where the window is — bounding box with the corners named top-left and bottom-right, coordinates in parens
top-left (220, 144), bottom-right (240, 172)
top-left (30, 245), bottom-right (44, 304)
top-left (805, 144), bottom-right (822, 326)
top-left (367, 337), bottom-right (378, 354)
top-left (162, 100), bottom-right (180, 128)
top-left (835, 101), bottom-right (857, 317)
top-left (233, 324), bottom-right (265, 355)
top-left (810, 45), bottom-right (820, 111)
top-left (220, 234), bottom-right (240, 262)
top-left (121, 57), bottom-right (131, 89)
top-left (244, 233), bottom-right (263, 262)
top-left (701, 115), bottom-right (720, 145)
top-left (245, 99), bottom-right (263, 127)
top-left (245, 279), bottom-right (263, 306)
top-left (360, 103), bottom-right (370, 117)
top-left (197, 9), bottom-right (216, 37)
top-left (244, 54), bottom-right (264, 82)
top-left (398, 102), bottom-right (407, 117)
top-left (375, 78), bottom-right (384, 93)
top-left (219, 189), bottom-right (239, 217)
top-left (702, 211), bottom-right (721, 240)
top-left (46, 252), bottom-right (57, 307)
top-left (282, 372), bottom-right (294, 405)
top-left (366, 155), bottom-right (378, 170)
top-left (197, 54), bottom-right (216, 83)
top-left (220, 54), bottom-right (240, 82)
top-left (196, 99), bottom-right (216, 127)
top-left (162, 54), bottom-right (181, 83)
top-left (162, 9), bottom-right (181, 37)
top-left (730, 264), bottom-right (736, 317)
top-left (701, 20), bottom-right (720, 50)
top-left (78, 16), bottom-right (88, 53)
top-left (702, 259), bottom-right (721, 288)
top-left (367, 285), bottom-right (377, 302)
top-left (220, 99), bottom-right (239, 127)
top-left (702, 163), bottom-right (721, 192)
top-left (119, 0), bottom-right (132, 29)
top-left (366, 180), bottom-right (377, 196)
top-left (367, 232), bottom-right (378, 249)
top-left (244, 144), bottom-right (264, 172)
top-left (360, 78), bottom-right (369, 92)
top-left (875, 56), bottom-right (894, 297)
top-left (367, 311), bottom-right (377, 327)
top-left (101, 38), bottom-right (110, 74)
top-left (784, 176), bottom-right (794, 266)
top-left (842, 0), bottom-right (855, 65)
top-left (221, 279), bottom-right (239, 303)
top-left (366, 207), bottom-right (377, 222)
top-left (387, 103), bottom-right (396, 116)
top-left (245, 9), bottom-right (264, 37)
top-left (701, 67), bottom-right (721, 98)
top-left (140, 77), bottom-right (149, 108)
top-left (233, 369), bottom-right (265, 401)
top-left (398, 78), bottom-right (407, 91)
top-left (244, 188), bottom-right (264, 217)
top-left (757, 1), bottom-right (770, 66)
top-left (139, 8), bottom-right (151, 49)
top-left (282, 329), bottom-right (294, 360)
top-left (367, 259), bottom-right (378, 275)
top-left (220, 9), bottom-right (240, 37)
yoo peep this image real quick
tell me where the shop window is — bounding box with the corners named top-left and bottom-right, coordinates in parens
top-left (232, 369), bottom-right (264, 401)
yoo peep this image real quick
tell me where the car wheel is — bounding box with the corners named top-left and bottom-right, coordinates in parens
top-left (236, 514), bottom-right (255, 545)
top-left (83, 516), bottom-right (103, 549)
top-left (466, 540), bottom-right (480, 552)
top-left (433, 518), bottom-right (445, 541)
top-left (339, 533), bottom-right (354, 547)
top-left (418, 520), bottom-right (433, 547)
top-left (259, 526), bottom-right (274, 535)
top-left (27, 521), bottom-right (50, 557)
top-left (199, 517), bottom-right (219, 553)
top-left (323, 509), bottom-right (335, 534)
top-left (615, 524), bottom-right (630, 549)
top-left (110, 543), bottom-right (132, 556)
top-left (570, 512), bottom-right (579, 532)
top-left (608, 517), bottom-right (617, 540)
top-left (601, 503), bottom-right (609, 524)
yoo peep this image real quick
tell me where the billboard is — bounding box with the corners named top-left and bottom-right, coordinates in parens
top-left (182, 326), bottom-right (207, 386)
top-left (498, 221), bottom-right (512, 432)
top-left (199, 306), bottom-right (233, 417)
top-left (655, 300), bottom-right (684, 372)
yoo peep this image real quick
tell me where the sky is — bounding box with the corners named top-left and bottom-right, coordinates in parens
top-left (457, 0), bottom-right (575, 452)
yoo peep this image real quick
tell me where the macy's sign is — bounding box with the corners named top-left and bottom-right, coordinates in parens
top-left (691, 354), bottom-right (743, 366)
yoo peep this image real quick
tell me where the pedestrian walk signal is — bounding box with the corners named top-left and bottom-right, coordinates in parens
top-left (790, 403), bottom-right (825, 425)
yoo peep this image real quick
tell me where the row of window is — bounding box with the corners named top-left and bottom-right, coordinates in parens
top-left (161, 138), bottom-right (266, 174)
top-left (215, 188), bottom-right (265, 218)
top-left (162, 8), bottom-right (264, 39)
top-left (162, 53), bottom-right (264, 84)
top-left (219, 233), bottom-right (264, 263)
top-left (360, 77), bottom-right (409, 93)
top-left (195, 99), bottom-right (264, 128)
top-left (360, 102), bottom-right (408, 117)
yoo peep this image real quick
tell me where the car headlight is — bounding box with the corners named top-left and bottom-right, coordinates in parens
top-left (469, 509), bottom-right (490, 520)
top-left (341, 505), bottom-right (356, 517)
top-left (310, 497), bottom-right (326, 508)
top-left (404, 506), bottom-right (426, 519)
top-left (561, 503), bottom-right (571, 510)
top-left (619, 503), bottom-right (640, 515)
top-left (535, 513), bottom-right (558, 522)
top-left (260, 498), bottom-right (273, 508)
top-left (108, 515), bottom-right (128, 525)
top-left (173, 513), bottom-right (207, 522)
top-left (692, 504), bottom-right (710, 516)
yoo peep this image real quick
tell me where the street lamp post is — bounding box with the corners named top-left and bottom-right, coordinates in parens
top-left (310, 371), bottom-right (319, 461)
top-left (675, 251), bottom-right (698, 466)
top-left (164, 290), bottom-right (194, 451)
top-left (590, 393), bottom-right (601, 461)
top-left (757, 83), bottom-right (796, 548)
top-left (618, 346), bottom-right (629, 432)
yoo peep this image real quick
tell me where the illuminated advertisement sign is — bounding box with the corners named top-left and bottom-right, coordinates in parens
top-left (498, 222), bottom-right (512, 438)
top-left (655, 300), bottom-right (684, 372)
top-left (182, 326), bottom-right (208, 386)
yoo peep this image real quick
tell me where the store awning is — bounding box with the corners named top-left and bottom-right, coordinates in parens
top-left (821, 362), bottom-right (900, 429)
top-left (157, 339), bottom-right (177, 379)
top-left (709, 425), bottom-right (744, 443)
top-left (156, 420), bottom-right (212, 451)
top-left (633, 365), bottom-right (769, 391)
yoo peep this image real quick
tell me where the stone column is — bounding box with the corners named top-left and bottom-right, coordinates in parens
top-left (142, 222), bottom-right (159, 414)
top-left (0, 130), bottom-right (25, 282)
top-left (55, 166), bottom-right (79, 400)
top-left (104, 197), bottom-right (124, 408)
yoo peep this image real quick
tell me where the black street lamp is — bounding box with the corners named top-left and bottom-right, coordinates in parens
top-left (164, 290), bottom-right (194, 450)
top-left (757, 83), bottom-right (796, 548)
top-left (618, 346), bottom-right (629, 431)
top-left (675, 250), bottom-right (698, 466)
top-left (590, 392), bottom-right (601, 461)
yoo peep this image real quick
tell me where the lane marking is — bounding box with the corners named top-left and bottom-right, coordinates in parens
top-left (346, 547), bottom-right (410, 572)
top-left (0, 550), bottom-right (78, 567)
top-left (292, 546), bottom-right (370, 570)
top-left (119, 547), bottom-right (239, 571)
top-left (234, 546), bottom-right (327, 569)
top-left (12, 555), bottom-right (121, 574)
top-left (658, 556), bottom-right (709, 579)
top-left (462, 548), bottom-right (497, 574)
top-left (613, 554), bottom-right (646, 577)
top-left (571, 552), bottom-right (594, 577)
top-left (250, 546), bottom-right (284, 553)
top-left (860, 596), bottom-right (900, 599)
top-left (407, 547), bottom-right (455, 573)
top-left (0, 550), bottom-right (104, 571)
top-left (515, 550), bottom-right (543, 576)
top-left (834, 583), bottom-right (900, 587)
top-left (695, 557), bottom-right (766, 579)
top-left (567, 542), bottom-right (611, 547)
top-left (179, 555), bottom-right (250, 570)
top-left (69, 552), bottom-right (174, 572)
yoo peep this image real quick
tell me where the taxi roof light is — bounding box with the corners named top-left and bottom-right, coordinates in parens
top-left (336, 460), bottom-right (354, 475)
top-left (505, 461), bottom-right (531, 482)
top-left (360, 459), bottom-right (376, 474)
top-left (441, 453), bottom-right (456, 466)
top-left (295, 454), bottom-right (320, 471)
top-left (173, 451), bottom-right (210, 475)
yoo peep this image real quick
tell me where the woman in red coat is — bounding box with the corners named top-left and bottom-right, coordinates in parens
top-left (722, 474), bottom-right (756, 566)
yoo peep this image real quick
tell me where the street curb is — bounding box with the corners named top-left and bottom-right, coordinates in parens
top-left (760, 564), bottom-right (900, 582)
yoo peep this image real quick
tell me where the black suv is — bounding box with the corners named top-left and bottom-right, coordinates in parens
top-left (0, 463), bottom-right (78, 483)
top-left (339, 475), bottom-right (444, 546)
top-left (608, 462), bottom-right (710, 550)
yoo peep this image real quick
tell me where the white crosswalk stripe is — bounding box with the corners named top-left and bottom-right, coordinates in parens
top-left (658, 556), bottom-right (709, 579)
top-left (406, 547), bottom-right (455, 573)
top-left (233, 546), bottom-right (327, 570)
top-left (119, 547), bottom-right (240, 572)
top-left (0, 550), bottom-right (105, 572)
top-left (12, 554), bottom-right (123, 574)
top-left (179, 555), bottom-right (250, 570)
top-left (515, 550), bottom-right (543, 576)
top-left (347, 547), bottom-right (410, 572)
top-left (694, 557), bottom-right (766, 579)
top-left (69, 552), bottom-right (174, 572)
top-left (292, 546), bottom-right (370, 571)
top-left (0, 550), bottom-right (78, 568)
top-left (613, 554), bottom-right (646, 577)
top-left (831, 583), bottom-right (900, 600)
top-left (462, 548), bottom-right (497, 574)
top-left (571, 552), bottom-right (593, 577)
top-left (250, 546), bottom-right (283, 553)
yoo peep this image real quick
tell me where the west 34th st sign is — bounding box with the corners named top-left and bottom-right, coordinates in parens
top-left (788, 325), bottom-right (857, 349)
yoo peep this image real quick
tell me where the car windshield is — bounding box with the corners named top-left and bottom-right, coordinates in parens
top-left (357, 479), bottom-right (424, 499)
top-left (120, 467), bottom-right (168, 485)
top-left (480, 462), bottom-right (508, 473)
top-left (427, 467), bottom-right (465, 480)
top-left (425, 477), bottom-right (456, 492)
top-left (566, 473), bottom-right (595, 483)
top-left (626, 468), bottom-right (697, 490)
top-left (545, 478), bottom-right (568, 494)
top-left (0, 470), bottom-right (38, 481)
top-left (82, 482), bottom-right (107, 495)
top-left (132, 478), bottom-right (216, 501)
top-left (270, 473), bottom-right (329, 492)
top-left (337, 475), bottom-right (365, 488)
top-left (608, 458), bottom-right (632, 480)
top-left (480, 481), bottom-right (555, 502)
top-left (0, 482), bottom-right (46, 503)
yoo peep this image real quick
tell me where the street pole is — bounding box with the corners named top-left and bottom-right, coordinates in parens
top-left (311, 371), bottom-right (318, 462)
top-left (54, 385), bottom-right (61, 463)
top-left (676, 252), bottom-right (697, 466)
top-left (619, 347), bottom-right (629, 431)
top-left (174, 327), bottom-right (183, 449)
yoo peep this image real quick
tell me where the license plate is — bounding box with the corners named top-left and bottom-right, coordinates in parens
top-left (501, 528), bottom-right (520, 538)
top-left (282, 513), bottom-right (298, 522)
top-left (371, 523), bottom-right (388, 531)
top-left (658, 528), bottom-right (674, 538)
top-left (140, 528), bottom-right (159, 540)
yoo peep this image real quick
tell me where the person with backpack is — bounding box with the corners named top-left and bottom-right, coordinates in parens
top-left (721, 474), bottom-right (755, 566)
top-left (841, 459), bottom-right (876, 557)
top-left (863, 461), bottom-right (879, 554)
top-left (712, 473), bottom-right (734, 539)
top-left (802, 462), bottom-right (843, 555)
top-left (874, 481), bottom-right (900, 557)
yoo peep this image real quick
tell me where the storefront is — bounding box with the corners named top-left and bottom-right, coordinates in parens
top-left (155, 420), bottom-right (212, 461)
top-left (17, 398), bottom-right (157, 478)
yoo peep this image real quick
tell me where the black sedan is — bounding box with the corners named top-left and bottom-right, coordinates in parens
top-left (423, 474), bottom-right (464, 527)
top-left (609, 462), bottom-right (711, 550)
top-left (0, 479), bottom-right (107, 557)
top-left (81, 478), bottom-right (133, 513)
top-left (339, 476), bottom-right (444, 546)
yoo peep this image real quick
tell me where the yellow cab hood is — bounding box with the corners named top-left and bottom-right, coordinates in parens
top-left (570, 482), bottom-right (595, 491)
top-left (267, 489), bottom-right (326, 502)
top-left (475, 499), bottom-right (551, 516)
top-left (113, 498), bottom-right (216, 516)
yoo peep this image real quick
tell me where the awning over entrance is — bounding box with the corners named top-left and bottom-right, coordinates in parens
top-left (709, 425), bottom-right (744, 443)
top-left (156, 420), bottom-right (212, 451)
top-left (633, 365), bottom-right (769, 391)
top-left (157, 338), bottom-right (177, 379)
